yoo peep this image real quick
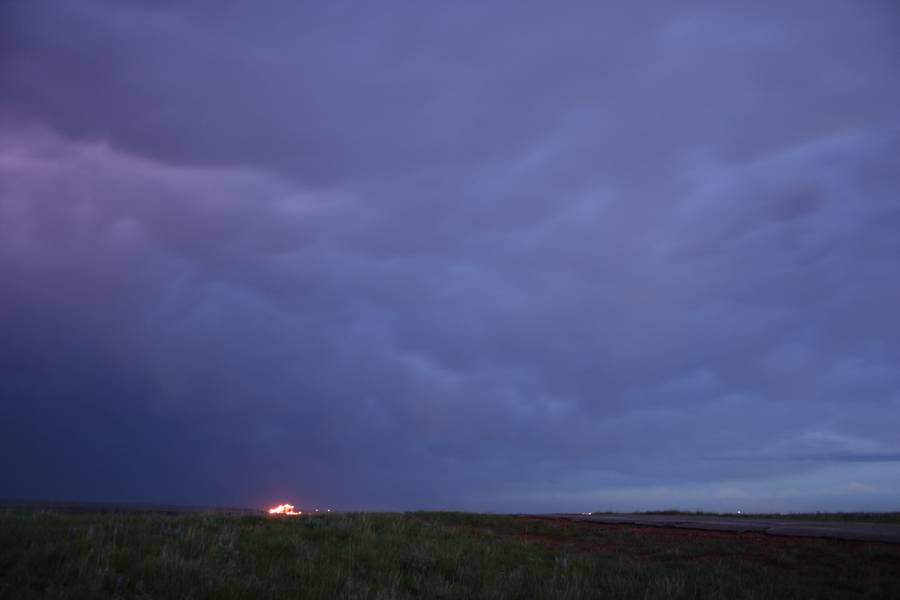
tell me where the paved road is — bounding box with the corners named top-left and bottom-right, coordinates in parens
top-left (548, 514), bottom-right (900, 544)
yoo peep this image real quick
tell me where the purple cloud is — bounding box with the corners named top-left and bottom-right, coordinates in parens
top-left (1, 0), bottom-right (899, 512)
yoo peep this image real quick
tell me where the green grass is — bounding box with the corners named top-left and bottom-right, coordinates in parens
top-left (1, 510), bottom-right (899, 599)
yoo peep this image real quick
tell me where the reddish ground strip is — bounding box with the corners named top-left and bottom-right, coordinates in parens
top-left (513, 517), bottom-right (900, 563)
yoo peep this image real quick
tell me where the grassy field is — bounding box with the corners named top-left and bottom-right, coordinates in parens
top-left (1, 510), bottom-right (899, 599)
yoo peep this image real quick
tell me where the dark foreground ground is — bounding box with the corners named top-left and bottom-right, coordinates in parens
top-left (2, 510), bottom-right (900, 599)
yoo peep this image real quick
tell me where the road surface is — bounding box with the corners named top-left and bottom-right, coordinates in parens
top-left (548, 513), bottom-right (900, 544)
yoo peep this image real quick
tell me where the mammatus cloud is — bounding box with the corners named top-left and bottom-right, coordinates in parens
top-left (1, 0), bottom-right (899, 511)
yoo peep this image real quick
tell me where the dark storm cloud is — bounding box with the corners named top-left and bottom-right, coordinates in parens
top-left (1, 0), bottom-right (899, 511)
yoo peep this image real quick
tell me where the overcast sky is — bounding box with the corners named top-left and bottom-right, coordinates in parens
top-left (1, 0), bottom-right (899, 513)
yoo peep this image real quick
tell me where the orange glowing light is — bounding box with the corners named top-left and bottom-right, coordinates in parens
top-left (268, 503), bottom-right (301, 516)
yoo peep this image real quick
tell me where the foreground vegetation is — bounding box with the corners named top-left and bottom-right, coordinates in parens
top-left (1, 510), bottom-right (899, 599)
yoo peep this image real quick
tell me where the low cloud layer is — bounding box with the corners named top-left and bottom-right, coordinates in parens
top-left (1, 0), bottom-right (899, 511)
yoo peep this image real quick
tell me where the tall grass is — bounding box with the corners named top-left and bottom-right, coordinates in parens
top-left (1, 510), bottom-right (898, 599)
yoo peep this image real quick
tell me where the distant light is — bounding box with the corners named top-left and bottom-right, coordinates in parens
top-left (268, 503), bottom-right (301, 516)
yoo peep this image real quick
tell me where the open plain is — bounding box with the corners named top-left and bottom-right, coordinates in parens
top-left (552, 512), bottom-right (900, 544)
top-left (2, 508), bottom-right (899, 599)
